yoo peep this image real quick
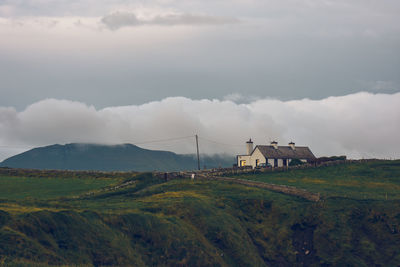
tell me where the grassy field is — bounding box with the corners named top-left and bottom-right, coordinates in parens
top-left (236, 160), bottom-right (400, 200)
top-left (0, 161), bottom-right (399, 266)
top-left (0, 176), bottom-right (120, 200)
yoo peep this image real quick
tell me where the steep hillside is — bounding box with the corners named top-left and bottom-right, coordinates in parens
top-left (0, 143), bottom-right (233, 171)
top-left (0, 161), bottom-right (399, 266)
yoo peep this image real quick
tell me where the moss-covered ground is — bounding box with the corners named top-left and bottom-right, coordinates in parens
top-left (0, 161), bottom-right (399, 266)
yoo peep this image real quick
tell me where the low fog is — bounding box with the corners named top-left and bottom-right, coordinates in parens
top-left (0, 92), bottom-right (399, 161)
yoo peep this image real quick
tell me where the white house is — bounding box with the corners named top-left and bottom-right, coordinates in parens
top-left (237, 139), bottom-right (316, 168)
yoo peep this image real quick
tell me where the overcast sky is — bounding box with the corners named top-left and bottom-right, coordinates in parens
top-left (0, 0), bottom-right (399, 160)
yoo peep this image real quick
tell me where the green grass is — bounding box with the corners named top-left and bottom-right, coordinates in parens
top-left (235, 160), bottom-right (400, 200)
top-left (0, 176), bottom-right (120, 200)
top-left (0, 161), bottom-right (400, 266)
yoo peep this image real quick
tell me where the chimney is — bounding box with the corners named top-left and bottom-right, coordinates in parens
top-left (270, 141), bottom-right (278, 149)
top-left (289, 141), bottom-right (295, 150)
top-left (246, 138), bottom-right (253, 155)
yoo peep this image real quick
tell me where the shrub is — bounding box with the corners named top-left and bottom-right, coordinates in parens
top-left (289, 159), bottom-right (304, 166)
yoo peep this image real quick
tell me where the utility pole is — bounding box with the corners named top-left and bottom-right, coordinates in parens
top-left (195, 134), bottom-right (200, 170)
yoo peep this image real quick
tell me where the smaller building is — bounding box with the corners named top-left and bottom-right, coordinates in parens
top-left (237, 139), bottom-right (316, 168)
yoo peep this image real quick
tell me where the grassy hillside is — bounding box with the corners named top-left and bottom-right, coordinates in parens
top-left (0, 176), bottom-right (120, 200)
top-left (0, 161), bottom-right (400, 266)
top-left (236, 160), bottom-right (400, 200)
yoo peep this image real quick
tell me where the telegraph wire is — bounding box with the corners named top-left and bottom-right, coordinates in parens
top-left (0, 135), bottom-right (196, 150)
top-left (134, 135), bottom-right (195, 145)
top-left (0, 135), bottom-right (245, 151)
top-left (197, 136), bottom-right (243, 147)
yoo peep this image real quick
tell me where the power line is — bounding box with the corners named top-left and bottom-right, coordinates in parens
top-left (197, 136), bottom-right (243, 147)
top-left (134, 135), bottom-right (195, 145)
top-left (0, 135), bottom-right (245, 152)
top-left (0, 135), bottom-right (196, 149)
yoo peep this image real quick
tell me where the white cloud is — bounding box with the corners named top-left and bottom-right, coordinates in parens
top-left (223, 93), bottom-right (244, 102)
top-left (0, 92), bottom-right (399, 161)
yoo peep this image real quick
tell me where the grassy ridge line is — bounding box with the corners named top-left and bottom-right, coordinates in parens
top-left (197, 175), bottom-right (321, 201)
top-left (0, 167), bottom-right (138, 179)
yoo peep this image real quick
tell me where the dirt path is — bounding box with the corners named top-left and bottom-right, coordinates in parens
top-left (194, 175), bottom-right (321, 202)
top-left (155, 171), bottom-right (321, 201)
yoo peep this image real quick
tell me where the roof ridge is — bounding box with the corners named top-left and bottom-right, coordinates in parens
top-left (253, 145), bottom-right (315, 159)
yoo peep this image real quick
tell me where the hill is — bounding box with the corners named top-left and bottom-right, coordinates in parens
top-left (0, 143), bottom-right (233, 171)
top-left (0, 160), bottom-right (399, 266)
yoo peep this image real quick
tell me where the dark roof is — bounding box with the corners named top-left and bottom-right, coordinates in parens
top-left (255, 145), bottom-right (316, 160)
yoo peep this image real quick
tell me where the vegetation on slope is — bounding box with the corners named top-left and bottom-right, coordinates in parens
top-left (0, 161), bottom-right (399, 266)
top-left (237, 160), bottom-right (400, 200)
top-left (0, 176), bottom-right (120, 200)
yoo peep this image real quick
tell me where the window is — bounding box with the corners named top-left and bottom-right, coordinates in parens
top-left (240, 160), bottom-right (246, 167)
top-left (274, 159), bottom-right (278, 167)
top-left (283, 159), bottom-right (287, 166)
top-left (256, 159), bottom-right (260, 166)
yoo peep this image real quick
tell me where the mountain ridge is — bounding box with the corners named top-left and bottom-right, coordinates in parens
top-left (0, 143), bottom-right (234, 171)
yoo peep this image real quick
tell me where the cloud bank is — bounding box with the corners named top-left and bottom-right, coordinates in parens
top-left (0, 92), bottom-right (399, 161)
top-left (101, 11), bottom-right (239, 30)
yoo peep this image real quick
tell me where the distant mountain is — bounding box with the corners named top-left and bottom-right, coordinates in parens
top-left (0, 143), bottom-right (234, 171)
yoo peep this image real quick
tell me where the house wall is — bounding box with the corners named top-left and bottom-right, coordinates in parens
top-left (268, 158), bottom-right (291, 167)
top-left (278, 159), bottom-right (283, 167)
top-left (238, 148), bottom-right (266, 168)
top-left (267, 158), bottom-right (274, 167)
top-left (237, 155), bottom-right (251, 167)
top-left (250, 148), bottom-right (266, 168)
top-left (239, 148), bottom-right (309, 168)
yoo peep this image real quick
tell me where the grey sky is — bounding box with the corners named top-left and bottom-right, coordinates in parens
top-left (0, 0), bottom-right (399, 161)
top-left (0, 0), bottom-right (399, 110)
